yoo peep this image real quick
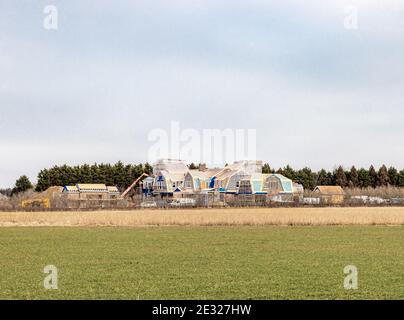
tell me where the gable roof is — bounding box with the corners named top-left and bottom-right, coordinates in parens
top-left (77, 184), bottom-right (108, 192)
top-left (265, 174), bottom-right (294, 193)
top-left (107, 186), bottom-right (120, 194)
top-left (314, 186), bottom-right (345, 195)
top-left (153, 159), bottom-right (189, 175)
top-left (214, 168), bottom-right (240, 180)
top-left (64, 185), bottom-right (120, 194)
top-left (271, 174), bottom-right (292, 182)
top-left (166, 172), bottom-right (186, 182)
top-left (251, 173), bottom-right (268, 181)
top-left (205, 168), bottom-right (222, 176)
top-left (188, 170), bottom-right (210, 180)
top-left (157, 170), bottom-right (186, 183)
top-left (63, 185), bottom-right (79, 193)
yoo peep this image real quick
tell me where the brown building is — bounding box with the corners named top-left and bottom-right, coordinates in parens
top-left (313, 186), bottom-right (345, 205)
top-left (63, 184), bottom-right (121, 200)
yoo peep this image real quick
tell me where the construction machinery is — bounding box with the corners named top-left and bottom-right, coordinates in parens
top-left (21, 198), bottom-right (51, 210)
top-left (121, 173), bottom-right (150, 198)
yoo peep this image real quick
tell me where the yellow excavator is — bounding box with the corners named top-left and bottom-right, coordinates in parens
top-left (121, 173), bottom-right (150, 199)
top-left (21, 198), bottom-right (50, 209)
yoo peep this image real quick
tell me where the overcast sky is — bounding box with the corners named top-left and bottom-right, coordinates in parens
top-left (1, 0), bottom-right (404, 187)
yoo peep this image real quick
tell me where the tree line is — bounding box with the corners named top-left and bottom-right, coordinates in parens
top-left (262, 164), bottom-right (404, 190)
top-left (7, 162), bottom-right (404, 196)
top-left (35, 162), bottom-right (153, 192)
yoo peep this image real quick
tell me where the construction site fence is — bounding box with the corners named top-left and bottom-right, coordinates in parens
top-left (2, 193), bottom-right (404, 211)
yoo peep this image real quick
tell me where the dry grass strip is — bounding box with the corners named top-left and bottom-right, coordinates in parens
top-left (1, 207), bottom-right (404, 227)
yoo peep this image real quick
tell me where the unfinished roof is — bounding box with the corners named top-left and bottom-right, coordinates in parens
top-left (63, 185), bottom-right (79, 193)
top-left (213, 160), bottom-right (262, 180)
top-left (157, 170), bottom-right (186, 183)
top-left (238, 174), bottom-right (266, 194)
top-left (219, 169), bottom-right (240, 181)
top-left (77, 184), bottom-right (108, 192)
top-left (107, 186), bottom-right (120, 194)
top-left (64, 185), bottom-right (120, 194)
top-left (153, 159), bottom-right (189, 175)
top-left (271, 174), bottom-right (291, 182)
top-left (266, 174), bottom-right (294, 193)
top-left (205, 168), bottom-right (222, 176)
top-left (251, 173), bottom-right (268, 180)
top-left (232, 160), bottom-right (263, 174)
top-left (214, 167), bottom-right (239, 180)
top-left (239, 173), bottom-right (269, 181)
top-left (314, 186), bottom-right (345, 195)
top-left (188, 170), bottom-right (210, 180)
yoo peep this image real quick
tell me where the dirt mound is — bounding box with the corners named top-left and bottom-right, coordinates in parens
top-left (42, 186), bottom-right (63, 197)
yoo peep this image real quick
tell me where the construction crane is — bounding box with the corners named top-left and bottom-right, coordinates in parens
top-left (121, 173), bottom-right (150, 198)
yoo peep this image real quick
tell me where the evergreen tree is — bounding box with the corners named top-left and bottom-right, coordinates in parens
top-left (103, 163), bottom-right (114, 186)
top-left (60, 164), bottom-right (73, 186)
top-left (282, 165), bottom-right (296, 180)
top-left (276, 168), bottom-right (284, 176)
top-left (348, 166), bottom-right (359, 188)
top-left (317, 169), bottom-right (332, 186)
top-left (36, 169), bottom-right (51, 192)
top-left (387, 167), bottom-right (399, 186)
top-left (33, 161), bottom-right (404, 191)
top-left (91, 164), bottom-right (98, 183)
top-left (358, 168), bottom-right (371, 188)
top-left (144, 163), bottom-right (153, 175)
top-left (35, 162), bottom-right (152, 190)
top-left (377, 165), bottom-right (389, 187)
top-left (11, 175), bottom-right (33, 196)
top-left (295, 167), bottom-right (317, 190)
top-left (80, 164), bottom-right (92, 183)
top-left (398, 170), bottom-right (404, 187)
top-left (262, 163), bottom-right (273, 174)
top-left (112, 161), bottom-right (127, 189)
top-left (335, 166), bottom-right (348, 187)
top-left (369, 165), bottom-right (378, 188)
top-left (127, 164), bottom-right (136, 184)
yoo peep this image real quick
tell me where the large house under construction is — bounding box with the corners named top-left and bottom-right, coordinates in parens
top-left (17, 159), bottom-right (303, 210)
top-left (148, 159), bottom-right (303, 198)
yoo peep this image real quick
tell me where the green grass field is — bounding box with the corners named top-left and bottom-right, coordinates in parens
top-left (1, 226), bottom-right (403, 299)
